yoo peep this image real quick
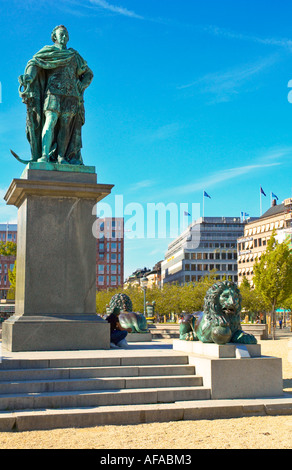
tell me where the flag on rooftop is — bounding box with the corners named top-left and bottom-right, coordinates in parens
top-left (204, 191), bottom-right (211, 199)
top-left (260, 187), bottom-right (266, 197)
top-left (184, 211), bottom-right (191, 217)
top-left (272, 192), bottom-right (279, 200)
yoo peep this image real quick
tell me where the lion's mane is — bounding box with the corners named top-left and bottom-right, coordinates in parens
top-left (202, 280), bottom-right (242, 334)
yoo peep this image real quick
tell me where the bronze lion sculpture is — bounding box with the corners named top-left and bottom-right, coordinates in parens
top-left (179, 281), bottom-right (257, 345)
top-left (108, 293), bottom-right (149, 334)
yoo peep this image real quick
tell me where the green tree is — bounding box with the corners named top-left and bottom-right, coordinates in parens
top-left (240, 276), bottom-right (268, 321)
top-left (253, 233), bottom-right (292, 339)
top-left (0, 241), bottom-right (17, 257)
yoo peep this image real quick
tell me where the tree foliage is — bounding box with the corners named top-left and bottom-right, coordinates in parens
top-left (253, 232), bottom-right (292, 338)
top-left (0, 242), bottom-right (17, 257)
top-left (96, 272), bottom-right (218, 317)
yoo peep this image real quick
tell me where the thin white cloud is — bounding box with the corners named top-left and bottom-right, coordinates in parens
top-left (129, 179), bottom-right (156, 192)
top-left (202, 25), bottom-right (292, 51)
top-left (135, 123), bottom-right (183, 144)
top-left (156, 146), bottom-right (291, 199)
top-left (173, 162), bottom-right (281, 196)
top-left (178, 55), bottom-right (278, 104)
top-left (89, 0), bottom-right (144, 19)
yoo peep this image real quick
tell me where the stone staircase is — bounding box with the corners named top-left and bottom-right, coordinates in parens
top-left (149, 324), bottom-right (180, 339)
top-left (0, 351), bottom-right (211, 431)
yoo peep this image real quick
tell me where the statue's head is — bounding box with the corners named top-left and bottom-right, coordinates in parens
top-left (204, 280), bottom-right (241, 320)
top-left (51, 25), bottom-right (69, 46)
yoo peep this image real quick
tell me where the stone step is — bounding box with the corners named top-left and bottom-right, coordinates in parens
top-left (0, 386), bottom-right (211, 411)
top-left (0, 364), bottom-right (196, 381)
top-left (0, 374), bottom-right (203, 394)
top-left (151, 332), bottom-right (180, 338)
top-left (2, 396), bottom-right (292, 432)
top-left (0, 354), bottom-right (188, 370)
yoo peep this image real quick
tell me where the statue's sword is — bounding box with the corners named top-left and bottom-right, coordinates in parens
top-left (10, 149), bottom-right (31, 165)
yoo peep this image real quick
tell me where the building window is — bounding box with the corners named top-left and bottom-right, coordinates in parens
top-left (111, 265), bottom-right (117, 274)
top-left (98, 275), bottom-right (104, 285)
top-left (98, 265), bottom-right (104, 274)
top-left (111, 276), bottom-right (117, 285)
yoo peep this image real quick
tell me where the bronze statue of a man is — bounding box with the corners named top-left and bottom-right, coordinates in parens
top-left (16, 25), bottom-right (93, 165)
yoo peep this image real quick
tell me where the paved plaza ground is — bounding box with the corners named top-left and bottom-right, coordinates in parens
top-left (0, 329), bottom-right (291, 449)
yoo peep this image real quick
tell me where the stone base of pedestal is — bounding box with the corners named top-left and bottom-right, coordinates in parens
top-left (2, 165), bottom-right (113, 353)
top-left (127, 332), bottom-right (152, 342)
top-left (173, 340), bottom-right (283, 399)
top-left (2, 314), bottom-right (110, 352)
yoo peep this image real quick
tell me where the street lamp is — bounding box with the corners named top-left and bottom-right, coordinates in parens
top-left (140, 276), bottom-right (148, 317)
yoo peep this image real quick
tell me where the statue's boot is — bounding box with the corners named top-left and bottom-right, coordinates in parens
top-left (37, 155), bottom-right (49, 163)
top-left (57, 155), bottom-right (67, 165)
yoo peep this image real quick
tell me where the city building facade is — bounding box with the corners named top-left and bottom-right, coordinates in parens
top-left (0, 224), bottom-right (17, 299)
top-left (124, 267), bottom-right (151, 289)
top-left (124, 262), bottom-right (162, 290)
top-left (161, 217), bottom-right (253, 286)
top-left (237, 198), bottom-right (292, 285)
top-left (96, 217), bottom-right (124, 290)
top-left (145, 261), bottom-right (162, 289)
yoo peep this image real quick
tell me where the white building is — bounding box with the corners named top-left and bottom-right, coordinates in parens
top-left (161, 216), bottom-right (255, 286)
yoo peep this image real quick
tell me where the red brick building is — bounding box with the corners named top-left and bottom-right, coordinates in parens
top-left (96, 218), bottom-right (124, 290)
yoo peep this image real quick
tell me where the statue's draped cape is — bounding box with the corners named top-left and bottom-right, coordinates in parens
top-left (22, 45), bottom-right (89, 161)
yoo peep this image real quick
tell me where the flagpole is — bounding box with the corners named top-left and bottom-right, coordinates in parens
top-left (203, 191), bottom-right (204, 221)
top-left (260, 189), bottom-right (262, 216)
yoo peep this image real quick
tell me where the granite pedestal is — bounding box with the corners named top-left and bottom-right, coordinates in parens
top-left (2, 163), bottom-right (113, 352)
top-left (173, 339), bottom-right (283, 399)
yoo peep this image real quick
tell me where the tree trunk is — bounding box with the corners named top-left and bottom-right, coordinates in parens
top-left (272, 303), bottom-right (276, 340)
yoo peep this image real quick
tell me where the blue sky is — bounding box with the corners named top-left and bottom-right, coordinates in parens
top-left (1, 0), bottom-right (292, 279)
